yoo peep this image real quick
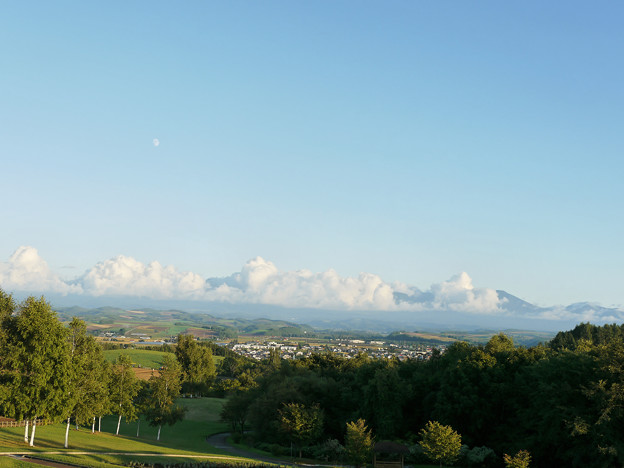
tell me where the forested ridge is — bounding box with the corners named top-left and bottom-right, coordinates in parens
top-left (2, 287), bottom-right (624, 467)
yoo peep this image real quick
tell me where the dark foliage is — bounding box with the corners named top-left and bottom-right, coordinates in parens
top-left (220, 324), bottom-right (624, 468)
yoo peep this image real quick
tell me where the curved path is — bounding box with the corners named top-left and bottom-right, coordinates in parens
top-left (206, 432), bottom-right (297, 466)
top-left (205, 433), bottom-right (337, 467)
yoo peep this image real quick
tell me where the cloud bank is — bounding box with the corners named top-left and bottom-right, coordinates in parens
top-left (0, 246), bottom-right (501, 314)
top-left (1, 246), bottom-right (622, 325)
top-left (0, 246), bottom-right (81, 295)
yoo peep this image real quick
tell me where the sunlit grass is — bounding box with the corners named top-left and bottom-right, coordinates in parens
top-left (24, 453), bottom-right (263, 468)
top-left (103, 348), bottom-right (224, 372)
top-left (103, 348), bottom-right (171, 369)
top-left (0, 457), bottom-right (31, 467)
top-left (0, 398), bottom-right (240, 467)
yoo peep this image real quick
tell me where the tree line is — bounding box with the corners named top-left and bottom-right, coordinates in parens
top-left (0, 290), bottom-right (220, 447)
top-left (221, 324), bottom-right (624, 467)
top-left (3, 286), bottom-right (624, 467)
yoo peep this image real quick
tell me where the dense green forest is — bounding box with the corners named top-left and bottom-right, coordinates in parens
top-left (3, 288), bottom-right (624, 467)
top-left (222, 323), bottom-right (624, 468)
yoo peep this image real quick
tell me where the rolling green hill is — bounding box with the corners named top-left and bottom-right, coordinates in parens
top-left (56, 306), bottom-right (315, 340)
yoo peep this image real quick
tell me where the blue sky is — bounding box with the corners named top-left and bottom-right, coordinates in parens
top-left (1, 1), bottom-right (623, 308)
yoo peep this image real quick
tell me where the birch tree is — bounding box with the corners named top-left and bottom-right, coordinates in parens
top-left (133, 381), bottom-right (150, 438)
top-left (0, 290), bottom-right (16, 436)
top-left (109, 353), bottom-right (140, 435)
top-left (0, 296), bottom-right (71, 446)
top-left (64, 318), bottom-right (110, 447)
top-left (145, 354), bottom-right (185, 441)
top-left (90, 358), bottom-right (111, 434)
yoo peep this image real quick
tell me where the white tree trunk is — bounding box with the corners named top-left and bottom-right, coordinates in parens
top-left (136, 419), bottom-right (140, 437)
top-left (65, 418), bottom-right (70, 448)
top-left (92, 417), bottom-right (95, 434)
top-left (29, 418), bottom-right (37, 447)
top-left (116, 414), bottom-right (122, 435)
top-left (24, 420), bottom-right (29, 443)
top-left (98, 416), bottom-right (101, 432)
top-left (157, 425), bottom-right (161, 441)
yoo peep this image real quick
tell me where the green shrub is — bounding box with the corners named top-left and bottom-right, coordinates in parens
top-left (462, 445), bottom-right (498, 468)
top-left (312, 439), bottom-right (346, 462)
top-left (407, 444), bottom-right (430, 464)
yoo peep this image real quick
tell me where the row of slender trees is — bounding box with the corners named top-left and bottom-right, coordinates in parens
top-left (0, 290), bottom-right (213, 447)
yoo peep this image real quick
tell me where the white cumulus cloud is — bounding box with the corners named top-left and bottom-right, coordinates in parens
top-left (16, 246), bottom-right (615, 321)
top-left (0, 248), bottom-right (505, 313)
top-left (430, 272), bottom-right (502, 314)
top-left (205, 257), bottom-right (397, 310)
top-left (79, 255), bottom-right (206, 299)
top-left (0, 246), bottom-right (80, 294)
top-left (0, 248), bottom-right (504, 313)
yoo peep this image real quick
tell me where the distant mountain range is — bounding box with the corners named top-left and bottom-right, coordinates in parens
top-left (494, 290), bottom-right (624, 327)
top-left (36, 289), bottom-right (624, 333)
top-left (4, 247), bottom-right (622, 332)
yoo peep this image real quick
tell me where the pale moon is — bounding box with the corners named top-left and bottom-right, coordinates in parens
top-left (153, 138), bottom-right (160, 147)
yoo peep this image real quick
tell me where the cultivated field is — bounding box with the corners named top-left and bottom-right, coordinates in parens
top-left (102, 348), bottom-right (224, 381)
top-left (103, 349), bottom-right (170, 370)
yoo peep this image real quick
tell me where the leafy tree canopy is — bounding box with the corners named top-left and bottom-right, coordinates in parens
top-left (345, 418), bottom-right (374, 468)
top-left (419, 421), bottom-right (462, 467)
top-left (504, 449), bottom-right (531, 468)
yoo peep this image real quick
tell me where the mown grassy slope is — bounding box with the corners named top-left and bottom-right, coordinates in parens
top-left (0, 398), bottom-right (242, 467)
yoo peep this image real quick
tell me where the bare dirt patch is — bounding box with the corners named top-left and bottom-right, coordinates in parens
top-left (404, 332), bottom-right (457, 342)
top-left (186, 328), bottom-right (217, 339)
top-left (132, 368), bottom-right (160, 381)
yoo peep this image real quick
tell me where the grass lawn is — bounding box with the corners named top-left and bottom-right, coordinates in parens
top-left (104, 348), bottom-right (224, 371)
top-left (0, 398), bottom-right (249, 467)
top-left (164, 324), bottom-right (194, 336)
top-left (103, 349), bottom-right (171, 369)
top-left (0, 458), bottom-right (31, 467)
top-left (102, 397), bottom-right (227, 450)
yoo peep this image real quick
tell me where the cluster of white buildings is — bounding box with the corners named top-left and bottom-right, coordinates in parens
top-left (230, 341), bottom-right (320, 360)
top-left (227, 339), bottom-right (445, 361)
